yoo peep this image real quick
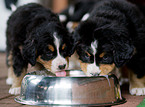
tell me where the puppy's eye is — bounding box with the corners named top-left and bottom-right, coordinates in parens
top-left (40, 52), bottom-right (54, 61)
top-left (62, 44), bottom-right (66, 50)
top-left (103, 55), bottom-right (109, 61)
top-left (99, 52), bottom-right (109, 62)
top-left (46, 53), bottom-right (53, 57)
top-left (101, 54), bottom-right (113, 64)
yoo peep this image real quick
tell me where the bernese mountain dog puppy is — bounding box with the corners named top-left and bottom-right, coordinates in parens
top-left (73, 0), bottom-right (145, 95)
top-left (6, 3), bottom-right (75, 95)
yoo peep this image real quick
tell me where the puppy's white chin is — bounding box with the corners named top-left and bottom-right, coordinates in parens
top-left (86, 73), bottom-right (94, 77)
top-left (86, 64), bottom-right (101, 76)
top-left (85, 72), bottom-right (99, 77)
top-left (86, 70), bottom-right (101, 77)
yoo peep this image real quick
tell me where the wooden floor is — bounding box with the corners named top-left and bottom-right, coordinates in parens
top-left (0, 52), bottom-right (144, 107)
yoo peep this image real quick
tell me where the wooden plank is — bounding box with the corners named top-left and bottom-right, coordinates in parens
top-left (0, 53), bottom-right (7, 78)
top-left (0, 104), bottom-right (23, 107)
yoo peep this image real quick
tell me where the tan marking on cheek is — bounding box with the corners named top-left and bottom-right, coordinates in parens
top-left (85, 51), bottom-right (91, 57)
top-left (79, 60), bottom-right (88, 74)
top-left (37, 56), bottom-right (52, 71)
top-left (99, 63), bottom-right (115, 75)
top-left (48, 45), bottom-right (54, 52)
top-left (62, 44), bottom-right (66, 50)
top-left (99, 52), bottom-right (105, 58)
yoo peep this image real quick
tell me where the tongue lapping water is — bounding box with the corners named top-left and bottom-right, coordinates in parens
top-left (55, 70), bottom-right (67, 77)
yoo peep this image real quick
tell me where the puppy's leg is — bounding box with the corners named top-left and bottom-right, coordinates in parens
top-left (6, 51), bottom-right (14, 85)
top-left (129, 71), bottom-right (145, 96)
top-left (6, 66), bottom-right (14, 85)
top-left (9, 68), bottom-right (27, 95)
top-left (8, 50), bottom-right (28, 95)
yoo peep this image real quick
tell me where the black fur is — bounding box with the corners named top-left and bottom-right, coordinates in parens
top-left (6, 3), bottom-right (75, 77)
top-left (59, 0), bottom-right (96, 26)
top-left (74, 0), bottom-right (145, 78)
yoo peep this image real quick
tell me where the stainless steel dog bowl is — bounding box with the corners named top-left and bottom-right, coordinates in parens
top-left (15, 70), bottom-right (126, 106)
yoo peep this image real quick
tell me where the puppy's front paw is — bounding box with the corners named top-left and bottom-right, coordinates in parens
top-left (9, 87), bottom-right (21, 95)
top-left (6, 78), bottom-right (13, 85)
top-left (130, 88), bottom-right (145, 96)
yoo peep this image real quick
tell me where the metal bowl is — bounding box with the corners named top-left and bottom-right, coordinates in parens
top-left (15, 70), bottom-right (126, 106)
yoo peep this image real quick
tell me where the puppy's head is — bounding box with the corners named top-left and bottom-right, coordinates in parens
top-left (74, 21), bottom-right (134, 76)
top-left (23, 22), bottom-right (75, 76)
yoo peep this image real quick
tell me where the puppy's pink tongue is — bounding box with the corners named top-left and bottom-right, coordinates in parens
top-left (55, 70), bottom-right (66, 77)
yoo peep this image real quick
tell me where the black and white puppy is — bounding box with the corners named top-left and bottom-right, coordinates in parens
top-left (6, 3), bottom-right (75, 95)
top-left (73, 0), bottom-right (145, 95)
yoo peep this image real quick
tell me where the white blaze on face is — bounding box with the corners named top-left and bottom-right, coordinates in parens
top-left (51, 32), bottom-right (68, 73)
top-left (86, 40), bottom-right (101, 76)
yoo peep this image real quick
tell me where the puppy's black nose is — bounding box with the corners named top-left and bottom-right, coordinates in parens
top-left (58, 64), bottom-right (66, 70)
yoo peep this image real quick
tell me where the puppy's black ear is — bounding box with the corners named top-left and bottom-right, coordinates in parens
top-left (22, 39), bottom-right (37, 66)
top-left (113, 41), bottom-right (134, 67)
top-left (94, 24), bottom-right (134, 68)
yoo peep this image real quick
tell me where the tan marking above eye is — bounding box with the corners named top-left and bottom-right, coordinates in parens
top-left (85, 51), bottom-right (91, 57)
top-left (62, 44), bottom-right (66, 50)
top-left (48, 45), bottom-right (54, 52)
top-left (99, 52), bottom-right (105, 58)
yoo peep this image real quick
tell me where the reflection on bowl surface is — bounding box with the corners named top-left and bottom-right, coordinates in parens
top-left (15, 70), bottom-right (126, 106)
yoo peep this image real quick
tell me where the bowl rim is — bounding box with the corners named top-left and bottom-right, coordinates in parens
top-left (15, 96), bottom-right (126, 106)
top-left (26, 70), bottom-right (117, 78)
